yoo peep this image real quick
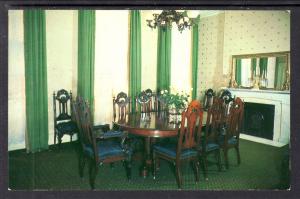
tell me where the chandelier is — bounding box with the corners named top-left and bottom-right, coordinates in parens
top-left (146, 10), bottom-right (197, 33)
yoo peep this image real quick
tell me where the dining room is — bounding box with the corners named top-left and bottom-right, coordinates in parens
top-left (8, 9), bottom-right (290, 190)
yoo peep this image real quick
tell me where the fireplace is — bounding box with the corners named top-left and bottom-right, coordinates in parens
top-left (243, 102), bottom-right (275, 140)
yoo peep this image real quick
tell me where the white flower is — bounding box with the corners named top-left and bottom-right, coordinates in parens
top-left (160, 90), bottom-right (164, 94)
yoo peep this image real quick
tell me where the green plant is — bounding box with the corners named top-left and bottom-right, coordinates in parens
top-left (160, 90), bottom-right (189, 111)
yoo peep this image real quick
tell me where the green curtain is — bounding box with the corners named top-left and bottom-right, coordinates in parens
top-left (235, 58), bottom-right (242, 86)
top-left (259, 57), bottom-right (268, 78)
top-left (274, 56), bottom-right (286, 90)
top-left (191, 16), bottom-right (200, 100)
top-left (129, 10), bottom-right (142, 113)
top-left (157, 26), bottom-right (172, 92)
top-left (77, 10), bottom-right (95, 115)
top-left (23, 10), bottom-right (48, 152)
top-left (251, 58), bottom-right (257, 78)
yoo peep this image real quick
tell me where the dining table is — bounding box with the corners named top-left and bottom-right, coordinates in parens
top-left (113, 111), bottom-right (207, 178)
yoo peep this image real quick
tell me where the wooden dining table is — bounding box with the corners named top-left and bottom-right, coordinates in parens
top-left (113, 111), bottom-right (207, 177)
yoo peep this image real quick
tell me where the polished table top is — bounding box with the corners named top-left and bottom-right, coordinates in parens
top-left (113, 111), bottom-right (207, 138)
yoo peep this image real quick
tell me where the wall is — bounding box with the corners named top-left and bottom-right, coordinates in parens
top-left (197, 10), bottom-right (290, 97)
top-left (94, 10), bottom-right (129, 126)
top-left (223, 11), bottom-right (290, 75)
top-left (198, 13), bottom-right (225, 99)
top-left (141, 11), bottom-right (158, 91)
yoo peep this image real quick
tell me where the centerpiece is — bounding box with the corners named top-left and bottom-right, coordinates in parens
top-left (159, 89), bottom-right (190, 124)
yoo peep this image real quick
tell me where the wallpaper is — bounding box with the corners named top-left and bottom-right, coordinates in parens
top-left (222, 10), bottom-right (290, 75)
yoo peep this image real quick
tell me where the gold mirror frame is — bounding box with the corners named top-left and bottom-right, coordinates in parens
top-left (229, 51), bottom-right (290, 91)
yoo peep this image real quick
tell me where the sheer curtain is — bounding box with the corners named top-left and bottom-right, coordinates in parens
top-left (171, 26), bottom-right (192, 94)
top-left (241, 58), bottom-right (251, 87)
top-left (94, 10), bottom-right (129, 126)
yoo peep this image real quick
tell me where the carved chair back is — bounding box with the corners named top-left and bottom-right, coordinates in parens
top-left (205, 97), bottom-right (224, 143)
top-left (203, 88), bottom-right (214, 111)
top-left (155, 93), bottom-right (168, 113)
top-left (219, 89), bottom-right (234, 119)
top-left (177, 100), bottom-right (203, 160)
top-left (53, 89), bottom-right (72, 123)
top-left (136, 91), bottom-right (152, 113)
top-left (113, 92), bottom-right (130, 122)
top-left (75, 96), bottom-right (98, 161)
top-left (225, 97), bottom-right (244, 141)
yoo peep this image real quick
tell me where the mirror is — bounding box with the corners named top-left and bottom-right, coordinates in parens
top-left (229, 52), bottom-right (290, 91)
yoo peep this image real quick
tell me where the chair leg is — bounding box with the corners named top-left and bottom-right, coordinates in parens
top-left (125, 160), bottom-right (132, 181)
top-left (79, 154), bottom-right (87, 178)
top-left (175, 162), bottom-right (183, 189)
top-left (235, 146), bottom-right (241, 165)
top-left (110, 163), bottom-right (115, 169)
top-left (152, 152), bottom-right (157, 179)
top-left (88, 159), bottom-right (98, 190)
top-left (201, 154), bottom-right (208, 180)
top-left (215, 149), bottom-right (222, 171)
top-left (191, 160), bottom-right (199, 182)
top-left (70, 135), bottom-right (73, 142)
top-left (58, 135), bottom-right (62, 148)
top-left (223, 148), bottom-right (229, 169)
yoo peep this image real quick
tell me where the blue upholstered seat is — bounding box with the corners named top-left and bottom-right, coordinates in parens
top-left (199, 142), bottom-right (220, 152)
top-left (153, 143), bottom-right (198, 159)
top-left (83, 140), bottom-right (131, 160)
top-left (56, 121), bottom-right (77, 135)
top-left (218, 135), bottom-right (237, 145)
top-left (102, 130), bottom-right (124, 138)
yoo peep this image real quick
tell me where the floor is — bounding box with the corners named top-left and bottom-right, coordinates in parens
top-left (8, 139), bottom-right (290, 190)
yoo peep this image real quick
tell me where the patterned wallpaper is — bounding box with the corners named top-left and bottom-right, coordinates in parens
top-left (222, 11), bottom-right (290, 75)
top-left (198, 13), bottom-right (226, 99)
top-left (198, 10), bottom-right (290, 98)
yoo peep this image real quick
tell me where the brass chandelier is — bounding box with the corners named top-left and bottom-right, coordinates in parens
top-left (146, 10), bottom-right (197, 33)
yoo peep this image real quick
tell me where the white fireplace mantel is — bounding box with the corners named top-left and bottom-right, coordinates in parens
top-left (227, 88), bottom-right (290, 147)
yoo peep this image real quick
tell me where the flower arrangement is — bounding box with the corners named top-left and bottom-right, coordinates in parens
top-left (159, 89), bottom-right (190, 112)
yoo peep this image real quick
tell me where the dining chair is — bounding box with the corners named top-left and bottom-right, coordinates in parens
top-left (152, 100), bottom-right (204, 189)
top-left (155, 92), bottom-right (169, 113)
top-left (53, 89), bottom-right (78, 147)
top-left (200, 97), bottom-right (223, 179)
top-left (203, 88), bottom-right (214, 111)
top-left (219, 89), bottom-right (234, 118)
top-left (135, 91), bottom-right (152, 114)
top-left (145, 88), bottom-right (156, 112)
top-left (218, 97), bottom-right (244, 169)
top-left (73, 96), bottom-right (132, 189)
top-left (113, 91), bottom-right (131, 123)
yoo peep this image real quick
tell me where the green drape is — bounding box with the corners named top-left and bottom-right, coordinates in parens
top-left (259, 57), bottom-right (268, 78)
top-left (77, 10), bottom-right (95, 115)
top-left (235, 58), bottom-right (242, 86)
top-left (24, 10), bottom-right (49, 152)
top-left (129, 10), bottom-right (142, 113)
top-left (274, 56), bottom-right (286, 90)
top-left (191, 16), bottom-right (199, 100)
top-left (157, 27), bottom-right (172, 92)
top-left (251, 58), bottom-right (257, 78)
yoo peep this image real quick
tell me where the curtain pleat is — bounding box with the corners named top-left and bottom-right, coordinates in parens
top-left (259, 57), bottom-right (268, 78)
top-left (129, 10), bottom-right (142, 113)
top-left (24, 10), bottom-right (49, 152)
top-left (191, 17), bottom-right (199, 100)
top-left (235, 58), bottom-right (242, 86)
top-left (157, 27), bottom-right (172, 92)
top-left (274, 56), bottom-right (286, 90)
top-left (77, 10), bottom-right (95, 116)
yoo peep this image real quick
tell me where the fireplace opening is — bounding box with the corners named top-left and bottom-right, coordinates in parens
top-left (242, 102), bottom-right (275, 140)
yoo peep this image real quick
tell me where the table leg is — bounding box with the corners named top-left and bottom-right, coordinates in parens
top-left (141, 137), bottom-right (152, 178)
